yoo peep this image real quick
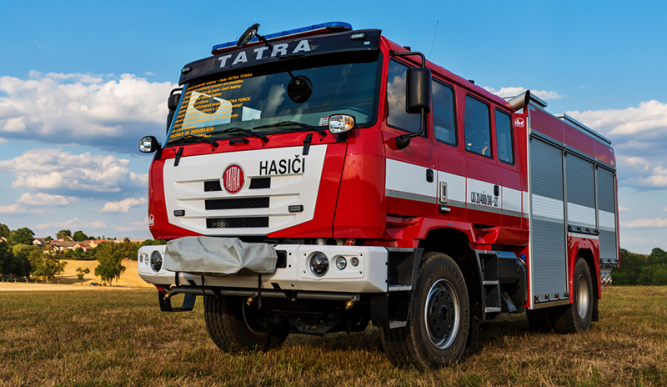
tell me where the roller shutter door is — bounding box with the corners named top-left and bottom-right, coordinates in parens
top-left (597, 168), bottom-right (618, 264)
top-left (530, 137), bottom-right (568, 304)
top-left (566, 154), bottom-right (596, 230)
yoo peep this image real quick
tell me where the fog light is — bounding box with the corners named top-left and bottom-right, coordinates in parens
top-left (335, 256), bottom-right (347, 270)
top-left (351, 257), bottom-right (359, 267)
top-left (309, 252), bottom-right (329, 277)
top-left (150, 251), bottom-right (163, 272)
top-left (328, 114), bottom-right (355, 134)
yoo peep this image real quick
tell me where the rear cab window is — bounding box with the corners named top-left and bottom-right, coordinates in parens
top-left (464, 95), bottom-right (492, 158)
top-left (495, 109), bottom-right (514, 164)
top-left (432, 80), bottom-right (457, 146)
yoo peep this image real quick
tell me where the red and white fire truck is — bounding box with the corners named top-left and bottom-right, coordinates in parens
top-left (137, 22), bottom-right (619, 367)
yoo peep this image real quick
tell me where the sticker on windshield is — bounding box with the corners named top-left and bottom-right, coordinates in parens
top-left (318, 117), bottom-right (329, 126)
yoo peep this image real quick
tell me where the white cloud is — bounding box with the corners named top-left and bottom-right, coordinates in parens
top-left (99, 197), bottom-right (147, 213)
top-left (483, 86), bottom-right (562, 100)
top-left (0, 203), bottom-right (27, 214)
top-left (0, 72), bottom-right (176, 152)
top-left (16, 192), bottom-right (74, 206)
top-left (619, 206), bottom-right (629, 212)
top-left (621, 218), bottom-right (667, 228)
top-left (664, 207), bottom-right (667, 212)
top-left (115, 216), bottom-right (148, 232)
top-left (0, 148), bottom-right (147, 195)
top-left (33, 218), bottom-right (107, 231)
top-left (621, 236), bottom-right (662, 246)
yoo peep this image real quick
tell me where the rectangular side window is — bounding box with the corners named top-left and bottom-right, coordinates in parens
top-left (432, 80), bottom-right (457, 146)
top-left (464, 95), bottom-right (492, 158)
top-left (495, 109), bottom-right (514, 164)
top-left (386, 60), bottom-right (421, 134)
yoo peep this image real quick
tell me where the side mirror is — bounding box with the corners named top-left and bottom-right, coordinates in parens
top-left (238, 23), bottom-right (260, 47)
top-left (406, 68), bottom-right (431, 114)
top-left (166, 89), bottom-right (182, 133)
top-left (139, 136), bottom-right (160, 153)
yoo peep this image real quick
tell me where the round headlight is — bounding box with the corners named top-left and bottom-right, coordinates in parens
top-left (310, 252), bottom-right (329, 277)
top-left (335, 256), bottom-right (347, 270)
top-left (150, 251), bottom-right (163, 272)
top-left (351, 257), bottom-right (359, 267)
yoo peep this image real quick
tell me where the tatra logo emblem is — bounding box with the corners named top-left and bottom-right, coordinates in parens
top-left (223, 164), bottom-right (244, 194)
top-left (514, 117), bottom-right (525, 128)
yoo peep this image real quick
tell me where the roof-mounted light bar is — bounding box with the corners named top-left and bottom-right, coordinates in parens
top-left (211, 22), bottom-right (353, 55)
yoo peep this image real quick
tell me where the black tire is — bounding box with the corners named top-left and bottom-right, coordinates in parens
top-left (550, 258), bottom-right (594, 333)
top-left (204, 295), bottom-right (290, 352)
top-left (379, 252), bottom-right (470, 368)
top-left (526, 308), bottom-right (553, 332)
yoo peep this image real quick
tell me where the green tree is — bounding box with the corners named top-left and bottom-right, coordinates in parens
top-left (94, 242), bottom-right (126, 286)
top-left (72, 230), bottom-right (88, 242)
top-left (45, 236), bottom-right (53, 242)
top-left (56, 230), bottom-right (72, 240)
top-left (9, 227), bottom-right (35, 246)
top-left (27, 249), bottom-right (66, 283)
top-left (76, 267), bottom-right (90, 285)
top-left (0, 224), bottom-right (10, 239)
top-left (611, 249), bottom-right (647, 285)
top-left (8, 245), bottom-right (33, 279)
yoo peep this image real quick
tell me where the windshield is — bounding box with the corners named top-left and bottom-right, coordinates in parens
top-left (166, 59), bottom-right (381, 144)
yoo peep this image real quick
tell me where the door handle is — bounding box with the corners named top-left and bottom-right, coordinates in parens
top-left (426, 169), bottom-right (434, 183)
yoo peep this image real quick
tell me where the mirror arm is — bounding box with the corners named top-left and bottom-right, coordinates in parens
top-left (256, 34), bottom-right (273, 50)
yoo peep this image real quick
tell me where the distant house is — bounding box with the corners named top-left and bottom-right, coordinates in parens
top-left (49, 241), bottom-right (93, 252)
top-left (33, 238), bottom-right (47, 246)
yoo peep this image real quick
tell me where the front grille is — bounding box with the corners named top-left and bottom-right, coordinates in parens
top-left (250, 177), bottom-right (271, 189)
top-left (204, 180), bottom-right (222, 192)
top-left (206, 217), bottom-right (269, 228)
top-left (205, 197), bottom-right (269, 210)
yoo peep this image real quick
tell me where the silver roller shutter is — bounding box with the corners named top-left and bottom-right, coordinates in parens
top-left (597, 168), bottom-right (618, 264)
top-left (566, 154), bottom-right (596, 229)
top-left (529, 137), bottom-right (568, 304)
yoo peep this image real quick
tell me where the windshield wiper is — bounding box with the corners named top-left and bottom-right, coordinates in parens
top-left (211, 127), bottom-right (269, 145)
top-left (168, 135), bottom-right (219, 150)
top-left (254, 121), bottom-right (327, 140)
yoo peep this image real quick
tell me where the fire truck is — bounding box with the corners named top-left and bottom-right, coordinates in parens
top-left (137, 22), bottom-right (619, 367)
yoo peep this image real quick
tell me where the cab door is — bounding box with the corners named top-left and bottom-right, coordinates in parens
top-left (431, 79), bottom-right (465, 223)
top-left (462, 94), bottom-right (501, 226)
top-left (383, 59), bottom-right (436, 218)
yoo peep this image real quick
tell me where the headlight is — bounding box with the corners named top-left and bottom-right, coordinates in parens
top-left (150, 251), bottom-right (163, 272)
top-left (351, 257), bottom-right (359, 267)
top-left (309, 252), bottom-right (329, 277)
top-left (335, 256), bottom-right (347, 270)
top-left (139, 254), bottom-right (147, 264)
top-left (328, 114), bottom-right (355, 134)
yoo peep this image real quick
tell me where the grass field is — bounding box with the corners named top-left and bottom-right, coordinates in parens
top-left (0, 287), bottom-right (665, 386)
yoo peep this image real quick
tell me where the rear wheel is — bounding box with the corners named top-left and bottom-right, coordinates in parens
top-left (204, 295), bottom-right (290, 352)
top-left (379, 252), bottom-right (470, 368)
top-left (550, 258), bottom-right (594, 333)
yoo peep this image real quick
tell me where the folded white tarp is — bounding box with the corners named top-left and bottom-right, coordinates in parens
top-left (164, 237), bottom-right (277, 276)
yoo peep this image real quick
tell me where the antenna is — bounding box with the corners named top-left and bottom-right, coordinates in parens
top-left (429, 21), bottom-right (439, 59)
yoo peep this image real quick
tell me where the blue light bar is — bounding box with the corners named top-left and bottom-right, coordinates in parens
top-left (212, 22), bottom-right (353, 53)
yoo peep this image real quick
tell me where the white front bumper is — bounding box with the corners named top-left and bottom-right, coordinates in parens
top-left (138, 244), bottom-right (388, 293)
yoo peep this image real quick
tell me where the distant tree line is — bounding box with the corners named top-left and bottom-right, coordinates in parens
top-left (611, 248), bottom-right (667, 286)
top-left (0, 223), bottom-right (165, 285)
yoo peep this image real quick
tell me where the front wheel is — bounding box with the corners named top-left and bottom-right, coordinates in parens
top-left (379, 252), bottom-right (470, 368)
top-left (204, 295), bottom-right (290, 352)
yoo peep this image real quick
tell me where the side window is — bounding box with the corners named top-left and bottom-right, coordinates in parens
top-left (386, 60), bottom-right (421, 134)
top-left (495, 109), bottom-right (514, 164)
top-left (464, 95), bottom-right (492, 158)
top-left (432, 80), bottom-right (457, 146)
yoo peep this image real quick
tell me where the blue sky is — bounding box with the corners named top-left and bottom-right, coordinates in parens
top-left (1, 1), bottom-right (666, 252)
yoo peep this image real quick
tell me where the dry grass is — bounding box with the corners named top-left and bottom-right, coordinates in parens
top-left (0, 287), bottom-right (665, 386)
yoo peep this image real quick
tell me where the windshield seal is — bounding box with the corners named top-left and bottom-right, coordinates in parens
top-left (164, 53), bottom-right (382, 148)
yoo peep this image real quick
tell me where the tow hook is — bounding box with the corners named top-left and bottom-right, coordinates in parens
top-left (345, 299), bottom-right (355, 310)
